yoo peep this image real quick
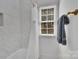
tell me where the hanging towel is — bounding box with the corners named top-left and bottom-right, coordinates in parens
top-left (57, 15), bottom-right (69, 45)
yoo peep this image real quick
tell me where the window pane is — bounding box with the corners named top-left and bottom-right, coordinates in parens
top-left (41, 29), bottom-right (47, 34)
top-left (48, 29), bottom-right (54, 34)
top-left (48, 8), bottom-right (54, 14)
top-left (41, 16), bottom-right (47, 21)
top-left (41, 23), bottom-right (47, 28)
top-left (48, 22), bottom-right (54, 28)
top-left (41, 9), bottom-right (48, 15)
top-left (48, 15), bottom-right (54, 20)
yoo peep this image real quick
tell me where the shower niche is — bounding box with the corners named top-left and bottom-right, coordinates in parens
top-left (0, 13), bottom-right (3, 26)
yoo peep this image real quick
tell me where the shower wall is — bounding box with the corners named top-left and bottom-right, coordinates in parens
top-left (0, 0), bottom-right (32, 59)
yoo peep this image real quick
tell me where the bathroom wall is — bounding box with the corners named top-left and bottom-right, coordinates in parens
top-left (59, 0), bottom-right (78, 59)
top-left (0, 0), bottom-right (77, 59)
top-left (0, 0), bottom-right (32, 59)
top-left (37, 0), bottom-right (60, 59)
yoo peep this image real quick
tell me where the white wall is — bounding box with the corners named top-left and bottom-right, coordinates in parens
top-left (0, 0), bottom-right (32, 59)
top-left (59, 0), bottom-right (78, 59)
top-left (37, 0), bottom-right (60, 59)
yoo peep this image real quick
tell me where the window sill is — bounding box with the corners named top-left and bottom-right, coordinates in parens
top-left (39, 34), bottom-right (55, 37)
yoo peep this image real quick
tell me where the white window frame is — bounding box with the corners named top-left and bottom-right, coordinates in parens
top-left (39, 6), bottom-right (56, 36)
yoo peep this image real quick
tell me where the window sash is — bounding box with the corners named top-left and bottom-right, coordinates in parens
top-left (39, 6), bottom-right (56, 36)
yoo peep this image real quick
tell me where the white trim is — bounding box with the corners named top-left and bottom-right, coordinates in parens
top-left (40, 34), bottom-right (55, 36)
top-left (39, 5), bottom-right (56, 36)
top-left (41, 20), bottom-right (54, 23)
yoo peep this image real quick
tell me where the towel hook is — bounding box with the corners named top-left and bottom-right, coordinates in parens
top-left (67, 9), bottom-right (78, 15)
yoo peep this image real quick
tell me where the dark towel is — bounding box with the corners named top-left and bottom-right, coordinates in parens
top-left (57, 15), bottom-right (69, 45)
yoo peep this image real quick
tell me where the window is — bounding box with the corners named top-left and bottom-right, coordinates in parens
top-left (39, 6), bottom-right (56, 36)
